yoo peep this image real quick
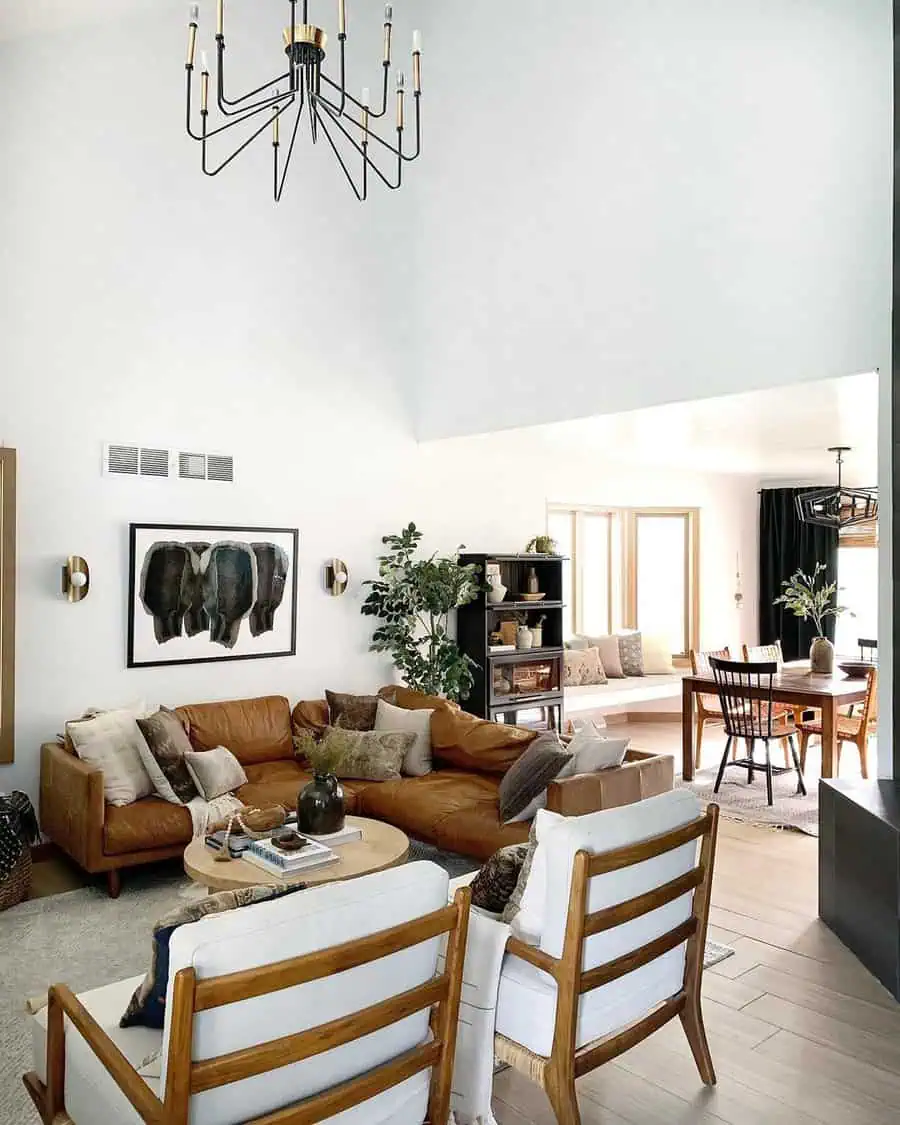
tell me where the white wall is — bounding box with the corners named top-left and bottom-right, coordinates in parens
top-left (407, 0), bottom-right (892, 440)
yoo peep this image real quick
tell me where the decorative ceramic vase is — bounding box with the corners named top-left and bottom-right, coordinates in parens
top-left (297, 773), bottom-right (345, 835)
top-left (531, 625), bottom-right (543, 647)
top-left (526, 567), bottom-right (540, 595)
top-left (516, 626), bottom-right (534, 650)
top-left (810, 636), bottom-right (835, 675)
top-left (486, 573), bottom-right (507, 604)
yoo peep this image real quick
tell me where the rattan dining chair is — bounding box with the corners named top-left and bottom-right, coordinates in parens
top-left (688, 648), bottom-right (732, 769)
top-left (798, 666), bottom-right (877, 780)
top-left (709, 657), bottom-right (805, 807)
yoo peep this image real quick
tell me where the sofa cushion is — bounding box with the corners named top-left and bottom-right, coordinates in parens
top-left (104, 797), bottom-right (193, 856)
top-left (176, 696), bottom-right (294, 766)
top-left (435, 803), bottom-right (530, 861)
top-left (136, 708), bottom-right (199, 804)
top-left (238, 760), bottom-right (374, 815)
top-left (357, 769), bottom-right (502, 844)
top-left (430, 709), bottom-right (536, 774)
top-left (291, 700), bottom-right (330, 746)
top-left (378, 685), bottom-right (459, 714)
top-left (325, 690), bottom-right (379, 731)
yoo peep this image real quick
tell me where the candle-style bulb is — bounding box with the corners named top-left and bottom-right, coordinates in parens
top-left (200, 49), bottom-right (210, 73)
top-left (384, 5), bottom-right (393, 23)
top-left (189, 3), bottom-right (199, 23)
top-left (396, 71), bottom-right (405, 91)
top-left (412, 29), bottom-right (422, 53)
top-left (361, 87), bottom-right (371, 108)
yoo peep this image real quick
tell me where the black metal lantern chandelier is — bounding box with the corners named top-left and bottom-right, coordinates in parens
top-left (795, 447), bottom-right (879, 530)
top-left (185, 1), bottom-right (422, 200)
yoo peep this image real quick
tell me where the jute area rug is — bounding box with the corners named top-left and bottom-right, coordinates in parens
top-left (677, 767), bottom-right (818, 837)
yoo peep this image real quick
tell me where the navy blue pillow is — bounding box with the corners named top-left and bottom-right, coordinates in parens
top-left (120, 882), bottom-right (305, 1029)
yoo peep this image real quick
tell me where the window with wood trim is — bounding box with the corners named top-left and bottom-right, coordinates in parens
top-left (0, 448), bottom-right (15, 764)
top-left (548, 505), bottom-right (700, 656)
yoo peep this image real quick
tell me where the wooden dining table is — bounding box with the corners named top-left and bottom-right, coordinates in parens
top-left (681, 663), bottom-right (870, 781)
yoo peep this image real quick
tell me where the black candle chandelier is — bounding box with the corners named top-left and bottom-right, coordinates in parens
top-left (795, 447), bottom-right (879, 530)
top-left (185, 0), bottom-right (422, 200)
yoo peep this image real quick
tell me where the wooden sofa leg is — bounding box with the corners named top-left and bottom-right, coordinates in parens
top-left (106, 869), bottom-right (122, 899)
top-left (679, 997), bottom-right (716, 1086)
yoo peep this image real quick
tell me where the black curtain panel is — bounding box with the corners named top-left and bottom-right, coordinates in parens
top-left (758, 488), bottom-right (839, 661)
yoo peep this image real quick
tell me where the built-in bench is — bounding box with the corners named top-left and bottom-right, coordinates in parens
top-left (565, 671), bottom-right (687, 719)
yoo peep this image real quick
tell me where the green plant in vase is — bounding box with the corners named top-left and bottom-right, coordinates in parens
top-left (361, 523), bottom-right (483, 701)
top-left (773, 562), bottom-right (848, 674)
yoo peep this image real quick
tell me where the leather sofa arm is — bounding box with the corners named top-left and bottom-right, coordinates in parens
top-left (546, 752), bottom-right (674, 817)
top-left (40, 742), bottom-right (106, 871)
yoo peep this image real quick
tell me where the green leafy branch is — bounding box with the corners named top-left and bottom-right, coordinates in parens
top-left (361, 523), bottom-right (483, 701)
top-left (773, 562), bottom-right (850, 637)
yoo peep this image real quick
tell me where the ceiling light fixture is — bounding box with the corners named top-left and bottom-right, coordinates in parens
top-left (184, 1), bottom-right (422, 201)
top-left (795, 447), bottom-right (878, 529)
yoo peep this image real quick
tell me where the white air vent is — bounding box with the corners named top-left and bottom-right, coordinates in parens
top-left (178, 451), bottom-right (234, 483)
top-left (179, 452), bottom-right (207, 481)
top-left (139, 448), bottom-right (170, 478)
top-left (103, 444), bottom-right (232, 483)
top-left (104, 444), bottom-right (140, 476)
top-left (206, 454), bottom-right (234, 483)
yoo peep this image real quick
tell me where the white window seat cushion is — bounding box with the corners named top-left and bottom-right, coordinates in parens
top-left (495, 942), bottom-right (686, 1057)
top-left (565, 671), bottom-right (686, 713)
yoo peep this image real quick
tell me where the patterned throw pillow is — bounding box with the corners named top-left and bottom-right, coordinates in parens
top-left (325, 691), bottom-right (379, 731)
top-left (310, 726), bottom-right (415, 781)
top-left (183, 746), bottom-right (248, 801)
top-left (617, 631), bottom-right (644, 676)
top-left (121, 884), bottom-right (305, 1029)
top-left (563, 647), bottom-right (607, 687)
top-left (136, 708), bottom-right (199, 804)
top-left (498, 732), bottom-right (572, 823)
top-left (470, 843), bottom-right (530, 914)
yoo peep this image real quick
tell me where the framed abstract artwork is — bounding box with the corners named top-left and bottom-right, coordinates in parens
top-left (127, 524), bottom-right (299, 668)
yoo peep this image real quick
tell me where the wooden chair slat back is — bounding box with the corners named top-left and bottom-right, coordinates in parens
top-left (172, 891), bottom-right (470, 1125)
top-left (710, 656), bottom-right (777, 739)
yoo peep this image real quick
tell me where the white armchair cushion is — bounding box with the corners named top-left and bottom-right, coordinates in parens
top-left (162, 861), bottom-right (449, 1125)
top-left (30, 975), bottom-right (160, 1125)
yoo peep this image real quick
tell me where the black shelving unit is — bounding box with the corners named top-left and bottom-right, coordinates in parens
top-left (458, 553), bottom-right (567, 730)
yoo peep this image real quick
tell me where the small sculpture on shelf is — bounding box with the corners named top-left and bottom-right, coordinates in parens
top-left (525, 535), bottom-right (558, 555)
top-left (485, 562), bottom-right (507, 604)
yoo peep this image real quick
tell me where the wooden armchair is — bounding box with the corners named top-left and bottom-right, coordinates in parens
top-left (493, 792), bottom-right (719, 1125)
top-left (24, 864), bottom-right (470, 1125)
top-left (689, 647), bottom-right (731, 768)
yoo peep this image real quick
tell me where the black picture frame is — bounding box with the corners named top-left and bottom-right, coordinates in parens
top-left (127, 523), bottom-right (299, 669)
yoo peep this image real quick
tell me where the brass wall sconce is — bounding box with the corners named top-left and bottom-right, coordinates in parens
top-left (62, 556), bottom-right (90, 602)
top-left (323, 558), bottom-right (349, 597)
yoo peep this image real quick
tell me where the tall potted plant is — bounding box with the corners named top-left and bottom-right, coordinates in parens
top-left (773, 562), bottom-right (846, 674)
top-left (362, 523), bottom-right (482, 701)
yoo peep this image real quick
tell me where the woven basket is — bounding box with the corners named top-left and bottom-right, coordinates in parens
top-left (0, 848), bottom-right (32, 911)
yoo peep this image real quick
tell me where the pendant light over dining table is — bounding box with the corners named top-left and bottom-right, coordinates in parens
top-left (184, 0), bottom-right (422, 201)
top-left (795, 447), bottom-right (878, 530)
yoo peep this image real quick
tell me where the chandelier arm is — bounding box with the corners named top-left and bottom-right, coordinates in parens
top-left (320, 63), bottom-right (390, 118)
top-left (313, 102), bottom-right (364, 200)
top-left (275, 84), bottom-right (308, 202)
top-left (202, 101), bottom-right (294, 177)
top-left (191, 86), bottom-right (296, 145)
top-left (316, 98), bottom-right (401, 189)
top-left (215, 42), bottom-right (293, 117)
top-left (316, 96), bottom-right (402, 161)
top-left (401, 94), bottom-right (420, 162)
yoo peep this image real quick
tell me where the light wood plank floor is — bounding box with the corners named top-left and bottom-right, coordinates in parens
top-left (492, 719), bottom-right (898, 1125)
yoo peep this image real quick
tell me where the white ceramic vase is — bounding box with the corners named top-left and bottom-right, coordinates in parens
top-left (486, 573), bottom-right (507, 604)
top-left (516, 626), bottom-right (534, 650)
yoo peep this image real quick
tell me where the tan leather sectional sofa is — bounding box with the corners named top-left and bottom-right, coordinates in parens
top-left (40, 687), bottom-right (674, 896)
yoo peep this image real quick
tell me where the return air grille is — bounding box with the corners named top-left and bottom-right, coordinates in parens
top-left (103, 444), bottom-right (233, 483)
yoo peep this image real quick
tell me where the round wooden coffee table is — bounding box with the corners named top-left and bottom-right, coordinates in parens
top-left (183, 815), bottom-right (410, 893)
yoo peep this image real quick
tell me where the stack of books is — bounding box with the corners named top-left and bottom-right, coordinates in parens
top-left (243, 836), bottom-right (339, 878)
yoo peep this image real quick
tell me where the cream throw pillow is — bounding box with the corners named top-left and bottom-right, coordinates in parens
top-left (183, 747), bottom-right (248, 802)
top-left (642, 634), bottom-right (677, 674)
top-left (374, 698), bottom-right (434, 776)
top-left (503, 808), bottom-right (566, 941)
top-left (556, 721), bottom-right (629, 776)
top-left (66, 709), bottom-right (155, 806)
